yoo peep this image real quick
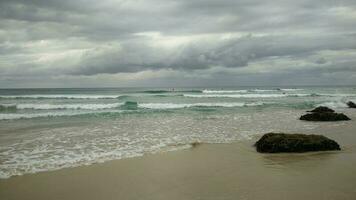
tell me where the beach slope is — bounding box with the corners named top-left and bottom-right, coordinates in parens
top-left (1, 113), bottom-right (356, 200)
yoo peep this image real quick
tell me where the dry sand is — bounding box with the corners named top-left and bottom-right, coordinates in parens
top-left (1, 111), bottom-right (356, 200)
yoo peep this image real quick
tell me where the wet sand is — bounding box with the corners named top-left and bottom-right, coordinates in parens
top-left (1, 111), bottom-right (356, 200)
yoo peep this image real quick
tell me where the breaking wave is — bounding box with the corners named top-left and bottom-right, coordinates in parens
top-left (183, 93), bottom-right (317, 98)
top-left (0, 95), bottom-right (121, 99)
top-left (0, 101), bottom-right (266, 120)
top-left (138, 102), bottom-right (265, 109)
top-left (0, 110), bottom-right (130, 120)
top-left (202, 88), bottom-right (304, 93)
top-left (0, 103), bottom-right (124, 111)
top-left (142, 90), bottom-right (202, 93)
top-left (202, 89), bottom-right (248, 93)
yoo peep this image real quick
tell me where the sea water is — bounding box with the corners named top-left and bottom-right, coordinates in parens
top-left (0, 86), bottom-right (355, 178)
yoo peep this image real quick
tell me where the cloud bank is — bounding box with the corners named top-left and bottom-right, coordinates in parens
top-left (1, 0), bottom-right (356, 87)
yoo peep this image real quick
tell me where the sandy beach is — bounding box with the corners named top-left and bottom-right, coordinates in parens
top-left (1, 110), bottom-right (356, 200)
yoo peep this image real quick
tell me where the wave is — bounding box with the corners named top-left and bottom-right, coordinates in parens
top-left (0, 95), bottom-right (120, 99)
top-left (202, 88), bottom-right (304, 93)
top-left (279, 88), bottom-right (304, 91)
top-left (0, 101), bottom-right (266, 120)
top-left (1, 101), bottom-right (266, 111)
top-left (249, 88), bottom-right (304, 92)
top-left (0, 103), bottom-right (124, 111)
top-left (182, 93), bottom-right (356, 98)
top-left (0, 104), bottom-right (17, 112)
top-left (142, 90), bottom-right (202, 94)
top-left (0, 110), bottom-right (128, 120)
top-left (1, 101), bottom-right (265, 112)
top-left (249, 88), bottom-right (303, 92)
top-left (142, 90), bottom-right (170, 94)
top-left (144, 89), bottom-right (305, 94)
top-left (315, 100), bottom-right (356, 108)
top-left (202, 89), bottom-right (248, 94)
top-left (181, 90), bottom-right (202, 93)
top-left (138, 102), bottom-right (265, 109)
top-left (317, 93), bottom-right (356, 97)
top-left (249, 89), bottom-right (277, 92)
top-left (183, 93), bottom-right (315, 98)
top-left (120, 101), bottom-right (138, 110)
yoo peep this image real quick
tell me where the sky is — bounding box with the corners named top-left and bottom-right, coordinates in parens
top-left (0, 0), bottom-right (356, 88)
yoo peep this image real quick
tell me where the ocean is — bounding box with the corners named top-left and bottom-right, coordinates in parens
top-left (0, 86), bottom-right (356, 179)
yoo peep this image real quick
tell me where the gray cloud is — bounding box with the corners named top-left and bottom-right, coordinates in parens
top-left (71, 33), bottom-right (356, 75)
top-left (0, 0), bottom-right (356, 87)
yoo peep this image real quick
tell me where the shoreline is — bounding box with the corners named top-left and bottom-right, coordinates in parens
top-left (1, 111), bottom-right (356, 200)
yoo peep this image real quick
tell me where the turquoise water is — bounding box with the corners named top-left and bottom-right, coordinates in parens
top-left (0, 86), bottom-right (356, 178)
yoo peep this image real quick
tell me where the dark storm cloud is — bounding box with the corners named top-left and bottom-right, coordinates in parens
top-left (0, 0), bottom-right (356, 87)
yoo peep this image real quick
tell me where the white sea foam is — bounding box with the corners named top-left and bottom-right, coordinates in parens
top-left (202, 89), bottom-right (248, 93)
top-left (0, 110), bottom-right (126, 120)
top-left (15, 103), bottom-right (124, 110)
top-left (279, 88), bottom-right (304, 91)
top-left (0, 102), bottom-right (266, 120)
top-left (316, 101), bottom-right (351, 108)
top-left (138, 102), bottom-right (264, 109)
top-left (318, 93), bottom-right (356, 97)
top-left (202, 89), bottom-right (304, 93)
top-left (249, 89), bottom-right (278, 92)
top-left (184, 94), bottom-right (302, 98)
top-left (1, 102), bottom-right (263, 111)
top-left (182, 93), bottom-right (356, 98)
top-left (0, 95), bottom-right (120, 99)
top-left (0, 111), bottom-right (89, 120)
top-left (249, 88), bottom-right (304, 92)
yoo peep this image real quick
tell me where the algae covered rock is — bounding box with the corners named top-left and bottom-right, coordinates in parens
top-left (255, 133), bottom-right (341, 153)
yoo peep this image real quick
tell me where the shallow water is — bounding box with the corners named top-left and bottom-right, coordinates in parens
top-left (0, 86), bottom-right (355, 178)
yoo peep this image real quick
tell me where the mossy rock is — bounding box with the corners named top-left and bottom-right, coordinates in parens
top-left (255, 133), bottom-right (341, 153)
top-left (308, 106), bottom-right (334, 113)
top-left (347, 101), bottom-right (356, 108)
top-left (300, 112), bottom-right (350, 121)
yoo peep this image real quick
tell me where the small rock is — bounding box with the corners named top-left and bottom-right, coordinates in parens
top-left (300, 112), bottom-right (350, 121)
top-left (347, 101), bottom-right (356, 108)
top-left (255, 133), bottom-right (341, 153)
top-left (191, 142), bottom-right (201, 148)
top-left (308, 106), bottom-right (334, 113)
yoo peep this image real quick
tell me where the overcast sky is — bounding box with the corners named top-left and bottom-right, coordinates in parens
top-left (1, 0), bottom-right (356, 88)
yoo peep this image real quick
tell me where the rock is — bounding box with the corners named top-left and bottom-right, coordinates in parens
top-left (191, 142), bottom-right (201, 148)
top-left (301, 105), bottom-right (350, 121)
top-left (308, 106), bottom-right (334, 113)
top-left (255, 133), bottom-right (341, 153)
top-left (300, 112), bottom-right (350, 121)
top-left (347, 101), bottom-right (356, 108)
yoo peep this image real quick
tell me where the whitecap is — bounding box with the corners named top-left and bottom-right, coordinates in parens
top-left (138, 102), bottom-right (264, 109)
top-left (16, 103), bottom-right (124, 110)
top-left (0, 95), bottom-right (120, 99)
